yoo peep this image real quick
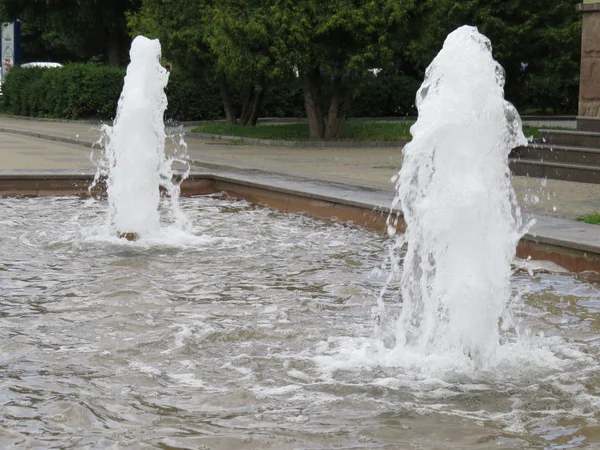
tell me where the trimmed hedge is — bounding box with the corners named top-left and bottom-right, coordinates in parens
top-left (1, 64), bottom-right (125, 119)
top-left (164, 71), bottom-right (223, 121)
top-left (1, 63), bottom-right (224, 121)
top-left (1, 62), bottom-right (421, 121)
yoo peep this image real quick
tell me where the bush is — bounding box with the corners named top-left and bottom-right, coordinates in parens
top-left (261, 82), bottom-right (305, 118)
top-left (1, 64), bottom-right (124, 120)
top-left (67, 64), bottom-right (125, 119)
top-left (516, 74), bottom-right (579, 115)
top-left (165, 69), bottom-right (223, 121)
top-left (1, 63), bottom-right (224, 121)
top-left (350, 74), bottom-right (421, 118)
top-left (1, 66), bottom-right (45, 116)
top-left (1, 63), bottom-right (422, 121)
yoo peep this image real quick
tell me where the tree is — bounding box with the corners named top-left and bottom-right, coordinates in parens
top-left (206, 0), bottom-right (288, 126)
top-left (129, 0), bottom-right (416, 135)
top-left (268, 0), bottom-right (416, 139)
top-left (129, 0), bottom-right (291, 126)
top-left (0, 0), bottom-right (141, 65)
top-left (408, 0), bottom-right (581, 113)
top-left (128, 0), bottom-right (242, 123)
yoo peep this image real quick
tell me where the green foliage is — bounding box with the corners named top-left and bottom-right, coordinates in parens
top-left (0, 66), bottom-right (42, 116)
top-left (0, 0), bottom-right (140, 64)
top-left (522, 125), bottom-right (576, 140)
top-left (0, 64), bottom-right (224, 121)
top-left (260, 82), bottom-right (305, 118)
top-left (269, 0), bottom-right (415, 76)
top-left (165, 70), bottom-right (223, 121)
top-left (350, 74), bottom-right (420, 117)
top-left (207, 0), bottom-right (279, 83)
top-left (267, 0), bottom-right (417, 137)
top-left (521, 125), bottom-right (540, 139)
top-left (229, 73), bottom-right (421, 119)
top-left (0, 65), bottom-right (425, 121)
top-left (408, 0), bottom-right (581, 114)
top-left (129, 0), bottom-right (262, 124)
top-left (1, 0), bottom-right (585, 117)
top-left (578, 213), bottom-right (600, 225)
top-left (130, 0), bottom-right (418, 135)
top-left (1, 64), bottom-right (124, 119)
top-left (127, 0), bottom-right (213, 77)
top-left (192, 121), bottom-right (413, 141)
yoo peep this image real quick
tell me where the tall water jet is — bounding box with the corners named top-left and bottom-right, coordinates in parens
top-left (387, 26), bottom-right (529, 366)
top-left (94, 36), bottom-right (188, 239)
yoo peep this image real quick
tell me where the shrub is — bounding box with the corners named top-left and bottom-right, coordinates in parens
top-left (516, 74), bottom-right (579, 115)
top-left (165, 69), bottom-right (223, 121)
top-left (1, 63), bottom-right (423, 121)
top-left (1, 63), bottom-right (225, 121)
top-left (261, 82), bottom-right (305, 118)
top-left (1, 66), bottom-right (45, 116)
top-left (1, 64), bottom-right (124, 120)
top-left (350, 74), bottom-right (421, 118)
top-left (67, 64), bottom-right (125, 119)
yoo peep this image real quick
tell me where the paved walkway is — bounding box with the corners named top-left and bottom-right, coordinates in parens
top-left (0, 115), bottom-right (599, 221)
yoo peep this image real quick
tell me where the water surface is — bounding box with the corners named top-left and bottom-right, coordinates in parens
top-left (1, 196), bottom-right (599, 448)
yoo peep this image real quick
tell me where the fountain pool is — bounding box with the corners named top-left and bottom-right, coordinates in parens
top-left (1, 27), bottom-right (600, 450)
top-left (1, 195), bottom-right (599, 448)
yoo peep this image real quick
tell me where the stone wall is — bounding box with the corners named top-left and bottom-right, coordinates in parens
top-left (578, 2), bottom-right (600, 119)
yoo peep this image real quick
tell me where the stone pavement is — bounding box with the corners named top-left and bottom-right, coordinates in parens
top-left (1, 115), bottom-right (599, 221)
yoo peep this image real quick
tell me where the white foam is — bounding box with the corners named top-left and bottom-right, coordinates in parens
top-left (93, 36), bottom-right (190, 239)
top-left (380, 26), bottom-right (533, 367)
top-left (128, 361), bottom-right (162, 377)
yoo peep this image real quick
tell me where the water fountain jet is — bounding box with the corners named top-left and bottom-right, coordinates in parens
top-left (384, 25), bottom-right (531, 368)
top-left (93, 35), bottom-right (188, 240)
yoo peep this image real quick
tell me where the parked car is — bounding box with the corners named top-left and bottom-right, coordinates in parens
top-left (20, 62), bottom-right (63, 69)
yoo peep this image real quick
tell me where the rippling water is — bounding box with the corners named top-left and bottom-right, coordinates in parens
top-left (1, 196), bottom-right (599, 448)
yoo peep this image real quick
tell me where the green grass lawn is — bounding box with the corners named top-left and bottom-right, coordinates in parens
top-left (193, 121), bottom-right (571, 143)
top-left (522, 125), bottom-right (541, 139)
top-left (522, 125), bottom-right (574, 140)
top-left (192, 121), bottom-right (413, 142)
top-left (578, 213), bottom-right (600, 225)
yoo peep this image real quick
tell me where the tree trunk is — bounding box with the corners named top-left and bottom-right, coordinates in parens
top-left (238, 86), bottom-right (255, 126)
top-left (300, 68), bottom-right (324, 139)
top-left (324, 78), bottom-right (347, 139)
top-left (218, 72), bottom-right (237, 124)
top-left (107, 34), bottom-right (121, 66)
top-left (249, 86), bottom-right (265, 126)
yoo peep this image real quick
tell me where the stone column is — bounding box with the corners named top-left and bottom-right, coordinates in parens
top-left (578, 1), bottom-right (600, 131)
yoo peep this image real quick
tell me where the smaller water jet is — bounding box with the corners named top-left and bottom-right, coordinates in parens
top-left (382, 25), bottom-right (531, 368)
top-left (93, 35), bottom-right (189, 240)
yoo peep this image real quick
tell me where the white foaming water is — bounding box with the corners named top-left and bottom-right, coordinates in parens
top-left (93, 36), bottom-right (189, 238)
top-left (379, 26), bottom-right (532, 368)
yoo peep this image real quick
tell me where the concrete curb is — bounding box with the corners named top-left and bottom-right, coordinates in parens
top-left (1, 168), bottom-right (599, 273)
top-left (521, 115), bottom-right (576, 121)
top-left (0, 127), bottom-right (95, 148)
top-left (0, 113), bottom-right (108, 125)
top-left (0, 125), bottom-right (407, 149)
top-left (0, 113), bottom-right (206, 128)
top-left (186, 132), bottom-right (407, 148)
top-left (185, 164), bottom-right (600, 259)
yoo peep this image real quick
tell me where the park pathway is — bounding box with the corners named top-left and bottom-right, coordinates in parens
top-left (0, 115), bottom-right (599, 221)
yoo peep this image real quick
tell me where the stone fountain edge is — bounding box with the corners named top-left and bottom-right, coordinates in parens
top-left (1, 169), bottom-right (599, 275)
